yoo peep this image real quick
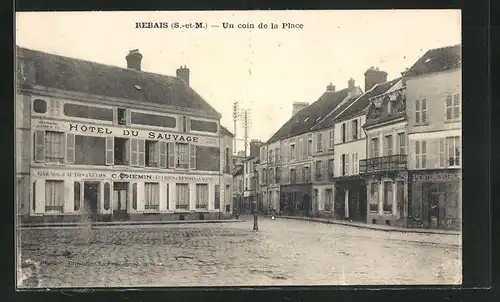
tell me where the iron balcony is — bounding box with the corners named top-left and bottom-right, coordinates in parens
top-left (359, 154), bottom-right (407, 174)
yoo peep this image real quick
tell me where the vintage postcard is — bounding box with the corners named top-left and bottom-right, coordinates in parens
top-left (15, 10), bottom-right (462, 288)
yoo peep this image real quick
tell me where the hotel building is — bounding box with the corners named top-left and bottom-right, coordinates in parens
top-left (16, 47), bottom-right (233, 223)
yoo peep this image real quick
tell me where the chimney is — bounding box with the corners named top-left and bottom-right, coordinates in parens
top-left (249, 140), bottom-right (262, 158)
top-left (348, 78), bottom-right (355, 92)
top-left (126, 49), bottom-right (143, 71)
top-left (326, 83), bottom-right (336, 92)
top-left (176, 65), bottom-right (190, 85)
top-left (364, 66), bottom-right (388, 91)
top-left (292, 102), bottom-right (309, 117)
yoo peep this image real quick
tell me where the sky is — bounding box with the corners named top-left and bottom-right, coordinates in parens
top-left (16, 10), bottom-right (461, 153)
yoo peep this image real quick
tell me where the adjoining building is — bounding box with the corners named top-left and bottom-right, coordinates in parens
top-left (16, 46), bottom-right (233, 223)
top-left (403, 44), bottom-right (462, 230)
top-left (360, 77), bottom-right (408, 227)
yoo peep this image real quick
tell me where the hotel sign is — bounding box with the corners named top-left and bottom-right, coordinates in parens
top-left (32, 119), bottom-right (219, 147)
top-left (33, 170), bottom-right (215, 182)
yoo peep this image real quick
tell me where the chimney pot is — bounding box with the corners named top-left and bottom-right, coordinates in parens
top-left (364, 67), bottom-right (388, 91)
top-left (126, 49), bottom-right (143, 71)
top-left (326, 83), bottom-right (336, 92)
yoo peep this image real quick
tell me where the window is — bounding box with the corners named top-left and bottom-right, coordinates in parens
top-left (352, 153), bottom-right (358, 174)
top-left (165, 184), bottom-right (170, 210)
top-left (307, 139), bottom-right (312, 156)
top-left (371, 138), bottom-right (379, 158)
top-left (269, 150), bottom-right (273, 164)
top-left (245, 178), bottom-right (248, 190)
top-left (275, 167), bottom-right (280, 182)
top-left (352, 119), bottom-right (359, 140)
top-left (397, 133), bottom-right (406, 155)
top-left (44, 131), bottom-right (64, 163)
top-left (415, 140), bottom-right (427, 169)
top-left (325, 189), bottom-right (333, 211)
top-left (215, 185), bottom-right (220, 210)
top-left (290, 168), bottom-right (296, 184)
top-left (32, 182), bottom-right (36, 212)
top-left (145, 140), bottom-right (160, 167)
top-left (290, 144), bottom-right (296, 160)
top-left (195, 146), bottom-right (217, 171)
top-left (385, 135), bottom-right (393, 156)
top-left (132, 183), bottom-right (137, 210)
top-left (415, 98), bottom-right (427, 124)
top-left (114, 138), bottom-right (129, 165)
top-left (176, 184), bottom-right (190, 209)
top-left (130, 112), bottom-right (176, 128)
top-left (341, 123), bottom-right (346, 143)
top-left (303, 166), bottom-right (310, 182)
top-left (328, 130), bottom-right (334, 149)
top-left (74, 182), bottom-right (81, 211)
top-left (316, 133), bottom-right (323, 152)
top-left (75, 135), bottom-right (106, 165)
top-left (447, 136), bottom-right (461, 167)
top-left (275, 148), bottom-right (279, 163)
top-left (33, 99), bottom-right (47, 114)
top-left (446, 93), bottom-right (460, 120)
top-left (45, 180), bottom-right (64, 212)
top-left (383, 181), bottom-right (393, 213)
top-left (190, 119), bottom-right (218, 133)
top-left (370, 183), bottom-right (379, 212)
top-left (315, 161), bottom-right (322, 180)
top-left (341, 154), bottom-right (346, 176)
top-left (439, 138), bottom-right (446, 167)
top-left (104, 182), bottom-right (111, 210)
top-left (63, 103), bottom-right (113, 121)
top-left (176, 143), bottom-right (189, 168)
top-left (196, 184), bottom-right (208, 209)
top-left (117, 108), bottom-right (127, 125)
top-left (225, 147), bottom-right (230, 171)
top-left (327, 159), bottom-right (334, 180)
top-left (145, 183), bottom-right (160, 210)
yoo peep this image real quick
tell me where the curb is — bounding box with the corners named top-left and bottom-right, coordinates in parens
top-left (273, 216), bottom-right (461, 235)
top-left (18, 219), bottom-right (245, 229)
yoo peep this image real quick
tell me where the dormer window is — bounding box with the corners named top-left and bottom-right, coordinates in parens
top-left (33, 99), bottom-right (47, 114)
top-left (117, 108), bottom-right (127, 125)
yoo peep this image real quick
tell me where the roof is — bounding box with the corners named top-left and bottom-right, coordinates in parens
top-left (17, 46), bottom-right (220, 117)
top-left (403, 44), bottom-right (461, 78)
top-left (220, 125), bottom-right (234, 137)
top-left (311, 92), bottom-right (361, 130)
top-left (333, 78), bottom-right (402, 123)
top-left (266, 88), bottom-right (350, 144)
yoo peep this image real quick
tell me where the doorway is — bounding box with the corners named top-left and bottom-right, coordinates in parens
top-left (426, 183), bottom-right (446, 228)
top-left (113, 182), bottom-right (129, 221)
top-left (84, 182), bottom-right (100, 221)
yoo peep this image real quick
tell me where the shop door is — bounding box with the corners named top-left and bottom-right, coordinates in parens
top-left (83, 182), bottom-right (100, 221)
top-left (113, 182), bottom-right (129, 220)
top-left (427, 183), bottom-right (445, 228)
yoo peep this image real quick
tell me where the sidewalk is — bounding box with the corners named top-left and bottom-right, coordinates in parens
top-left (272, 215), bottom-right (460, 235)
top-left (17, 219), bottom-right (245, 229)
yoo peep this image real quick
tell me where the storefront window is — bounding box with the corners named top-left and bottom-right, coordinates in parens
top-left (74, 182), bottom-right (81, 211)
top-left (383, 181), bottom-right (393, 213)
top-left (132, 183), bottom-right (137, 210)
top-left (369, 183), bottom-right (379, 212)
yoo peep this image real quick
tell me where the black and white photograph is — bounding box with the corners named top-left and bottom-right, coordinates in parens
top-left (15, 10), bottom-right (462, 288)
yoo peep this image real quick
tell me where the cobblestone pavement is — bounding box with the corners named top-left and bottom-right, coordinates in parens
top-left (18, 217), bottom-right (461, 288)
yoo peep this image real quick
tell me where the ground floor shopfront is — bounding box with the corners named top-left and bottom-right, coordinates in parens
top-left (24, 167), bottom-right (232, 223)
top-left (333, 177), bottom-right (367, 222)
top-left (279, 184), bottom-right (313, 216)
top-left (363, 171), bottom-right (408, 227)
top-left (260, 186), bottom-right (280, 214)
top-left (407, 169), bottom-right (461, 230)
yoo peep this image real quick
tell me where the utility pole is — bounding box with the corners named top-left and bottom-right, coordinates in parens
top-left (241, 109), bottom-right (251, 157)
top-left (232, 101), bottom-right (239, 154)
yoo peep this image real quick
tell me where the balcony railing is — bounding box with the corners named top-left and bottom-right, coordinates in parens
top-left (359, 154), bottom-right (407, 174)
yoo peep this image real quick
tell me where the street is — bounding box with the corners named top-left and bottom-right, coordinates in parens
top-left (18, 217), bottom-right (461, 287)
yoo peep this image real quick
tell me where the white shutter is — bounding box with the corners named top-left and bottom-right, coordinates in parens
top-left (153, 141), bottom-right (160, 167)
top-left (34, 180), bottom-right (45, 214)
top-left (189, 144), bottom-right (196, 169)
top-left (136, 182), bottom-right (145, 212)
top-left (358, 119), bottom-right (362, 138)
top-left (138, 139), bottom-right (145, 167)
top-left (34, 131), bottom-right (45, 162)
top-left (160, 142), bottom-right (167, 168)
top-left (130, 139), bottom-right (138, 166)
top-left (65, 133), bottom-right (75, 164)
top-left (167, 142), bottom-right (175, 168)
top-left (105, 137), bottom-right (114, 165)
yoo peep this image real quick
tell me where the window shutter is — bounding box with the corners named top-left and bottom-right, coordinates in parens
top-left (358, 119), bottom-right (362, 138)
top-left (322, 161), bottom-right (327, 178)
top-left (130, 139), bottom-right (138, 166)
top-left (167, 142), bottom-right (174, 168)
top-left (346, 154), bottom-right (350, 174)
top-left (186, 118), bottom-right (191, 132)
top-left (138, 139), bottom-right (145, 167)
top-left (64, 133), bottom-right (75, 164)
top-left (34, 131), bottom-right (45, 162)
top-left (105, 137), bottom-right (113, 165)
top-left (189, 144), bottom-right (196, 169)
top-left (160, 142), bottom-right (167, 168)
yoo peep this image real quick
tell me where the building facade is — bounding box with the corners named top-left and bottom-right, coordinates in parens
top-left (243, 156), bottom-right (260, 213)
top-left (360, 79), bottom-right (408, 227)
top-left (404, 45), bottom-right (462, 230)
top-left (16, 47), bottom-right (233, 223)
